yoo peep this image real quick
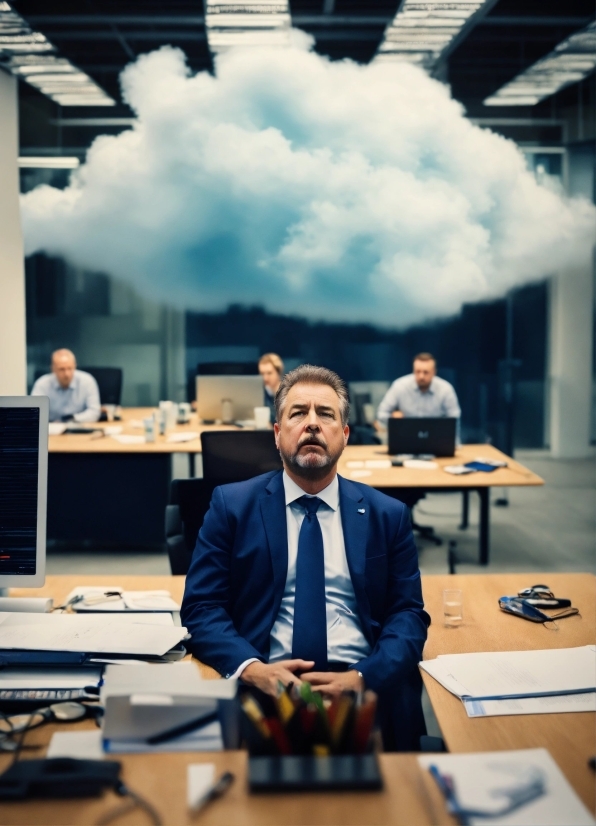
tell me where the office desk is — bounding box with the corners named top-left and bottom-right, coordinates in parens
top-left (3, 575), bottom-right (451, 826)
top-left (47, 410), bottom-right (542, 561)
top-left (6, 573), bottom-right (593, 822)
top-left (46, 410), bottom-right (241, 547)
top-left (421, 572), bottom-right (596, 815)
top-left (339, 444), bottom-right (544, 564)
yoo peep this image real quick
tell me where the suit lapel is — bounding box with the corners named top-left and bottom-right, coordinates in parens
top-left (338, 476), bottom-right (371, 628)
top-left (259, 471), bottom-right (288, 615)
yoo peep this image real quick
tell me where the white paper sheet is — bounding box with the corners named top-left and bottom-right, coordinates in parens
top-left (0, 667), bottom-right (102, 690)
top-left (420, 646), bottom-right (596, 700)
top-left (418, 748), bottom-right (595, 826)
top-left (110, 434), bottom-right (146, 444)
top-left (48, 423), bottom-right (67, 435)
top-left (66, 586), bottom-right (179, 613)
top-left (464, 691), bottom-right (596, 717)
top-left (0, 612), bottom-right (187, 656)
top-left (167, 432), bottom-right (199, 443)
top-left (47, 730), bottom-right (104, 760)
top-left (188, 763), bottom-right (216, 810)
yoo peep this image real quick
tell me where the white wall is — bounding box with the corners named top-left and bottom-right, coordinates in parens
top-left (0, 70), bottom-right (27, 395)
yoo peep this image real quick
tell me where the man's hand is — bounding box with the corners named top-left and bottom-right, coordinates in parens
top-left (301, 669), bottom-right (364, 698)
top-left (241, 659), bottom-right (314, 697)
top-left (390, 410), bottom-right (404, 419)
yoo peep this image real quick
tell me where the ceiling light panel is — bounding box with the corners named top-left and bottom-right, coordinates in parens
top-left (0, 2), bottom-right (115, 106)
top-left (484, 21), bottom-right (596, 106)
top-left (375, 0), bottom-right (497, 72)
top-left (205, 0), bottom-right (291, 54)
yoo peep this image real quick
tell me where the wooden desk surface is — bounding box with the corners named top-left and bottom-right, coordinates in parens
top-left (421, 572), bottom-right (596, 815)
top-left (6, 574), bottom-right (592, 822)
top-left (49, 410), bottom-right (544, 492)
top-left (338, 443), bottom-right (544, 488)
top-left (48, 408), bottom-right (239, 454)
top-left (5, 576), bottom-right (451, 826)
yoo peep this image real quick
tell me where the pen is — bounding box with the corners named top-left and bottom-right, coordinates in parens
top-left (190, 771), bottom-right (235, 815)
top-left (147, 710), bottom-right (220, 745)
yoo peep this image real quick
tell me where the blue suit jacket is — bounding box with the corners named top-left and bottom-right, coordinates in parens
top-left (181, 471), bottom-right (430, 699)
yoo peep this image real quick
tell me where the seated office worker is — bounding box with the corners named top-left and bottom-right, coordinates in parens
top-left (376, 352), bottom-right (461, 426)
top-left (31, 348), bottom-right (101, 423)
top-left (181, 365), bottom-right (430, 751)
top-left (258, 352), bottom-right (284, 423)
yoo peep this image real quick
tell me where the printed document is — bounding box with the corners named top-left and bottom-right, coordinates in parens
top-left (418, 748), bottom-right (595, 825)
top-left (420, 646), bottom-right (596, 700)
top-left (0, 612), bottom-right (187, 656)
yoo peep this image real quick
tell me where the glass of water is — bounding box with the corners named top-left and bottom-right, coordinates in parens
top-left (443, 589), bottom-right (463, 627)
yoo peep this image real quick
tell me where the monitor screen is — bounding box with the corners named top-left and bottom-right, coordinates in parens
top-left (0, 398), bottom-right (48, 587)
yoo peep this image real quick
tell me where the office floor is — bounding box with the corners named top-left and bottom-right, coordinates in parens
top-left (46, 450), bottom-right (595, 577)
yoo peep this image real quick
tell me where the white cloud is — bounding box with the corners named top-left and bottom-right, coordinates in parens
top-left (21, 41), bottom-right (596, 327)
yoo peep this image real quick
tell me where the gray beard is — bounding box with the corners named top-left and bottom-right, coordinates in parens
top-left (280, 443), bottom-right (343, 481)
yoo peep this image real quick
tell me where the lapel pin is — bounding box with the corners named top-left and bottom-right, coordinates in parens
top-left (357, 508), bottom-right (366, 514)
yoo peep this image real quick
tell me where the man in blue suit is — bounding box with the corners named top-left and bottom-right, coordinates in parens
top-left (181, 364), bottom-right (430, 751)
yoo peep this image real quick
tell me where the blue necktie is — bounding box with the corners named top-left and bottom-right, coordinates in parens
top-left (291, 496), bottom-right (328, 671)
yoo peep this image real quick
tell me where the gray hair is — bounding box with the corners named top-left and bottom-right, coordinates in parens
top-left (274, 364), bottom-right (350, 426)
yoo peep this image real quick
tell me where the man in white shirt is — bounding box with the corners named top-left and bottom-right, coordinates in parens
top-left (376, 352), bottom-right (461, 427)
top-left (181, 364), bottom-right (430, 750)
top-left (31, 349), bottom-right (101, 423)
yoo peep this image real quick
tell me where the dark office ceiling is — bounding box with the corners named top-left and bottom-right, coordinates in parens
top-left (11, 0), bottom-right (596, 145)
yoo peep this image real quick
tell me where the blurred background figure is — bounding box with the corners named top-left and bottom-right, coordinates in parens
top-left (259, 353), bottom-right (284, 423)
top-left (31, 348), bottom-right (100, 423)
top-left (376, 353), bottom-right (461, 428)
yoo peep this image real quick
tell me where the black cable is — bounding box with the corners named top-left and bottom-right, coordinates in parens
top-left (96, 781), bottom-right (163, 826)
top-left (10, 713), bottom-right (36, 766)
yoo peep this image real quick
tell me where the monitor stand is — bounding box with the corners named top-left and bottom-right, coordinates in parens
top-left (0, 589), bottom-right (53, 612)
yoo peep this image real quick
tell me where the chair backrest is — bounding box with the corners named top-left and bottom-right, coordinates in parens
top-left (165, 478), bottom-right (216, 575)
top-left (79, 367), bottom-right (123, 405)
top-left (197, 361), bottom-right (258, 376)
top-left (201, 430), bottom-right (282, 484)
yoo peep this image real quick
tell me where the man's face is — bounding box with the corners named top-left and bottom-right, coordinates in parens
top-left (52, 355), bottom-right (76, 389)
top-left (259, 362), bottom-right (280, 392)
top-left (274, 383), bottom-right (349, 481)
top-left (413, 359), bottom-right (436, 392)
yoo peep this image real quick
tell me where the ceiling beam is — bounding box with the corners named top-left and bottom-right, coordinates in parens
top-left (24, 14), bottom-right (592, 28)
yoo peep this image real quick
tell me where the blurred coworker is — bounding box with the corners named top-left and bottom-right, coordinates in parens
top-left (258, 353), bottom-right (284, 423)
top-left (376, 353), bottom-right (460, 427)
top-left (32, 349), bottom-right (101, 423)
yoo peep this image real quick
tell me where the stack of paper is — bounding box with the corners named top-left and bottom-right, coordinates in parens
top-left (418, 748), bottom-right (595, 825)
top-left (420, 646), bottom-right (596, 717)
top-left (65, 586), bottom-right (180, 613)
top-left (0, 611), bottom-right (187, 659)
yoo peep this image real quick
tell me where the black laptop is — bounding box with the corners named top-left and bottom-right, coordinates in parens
top-left (388, 417), bottom-right (457, 457)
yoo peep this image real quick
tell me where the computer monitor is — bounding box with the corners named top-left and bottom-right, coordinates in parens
top-left (196, 376), bottom-right (264, 423)
top-left (0, 397), bottom-right (48, 588)
top-left (388, 417), bottom-right (457, 458)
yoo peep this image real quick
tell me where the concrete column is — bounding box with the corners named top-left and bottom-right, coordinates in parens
top-left (161, 307), bottom-right (186, 402)
top-left (548, 253), bottom-right (594, 457)
top-left (0, 70), bottom-right (27, 395)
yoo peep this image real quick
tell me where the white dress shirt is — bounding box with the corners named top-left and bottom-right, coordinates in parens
top-left (376, 374), bottom-right (461, 425)
top-left (31, 370), bottom-right (101, 423)
top-left (232, 471), bottom-right (371, 678)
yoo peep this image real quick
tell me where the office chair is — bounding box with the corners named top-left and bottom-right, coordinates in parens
top-left (348, 392), bottom-right (382, 446)
top-left (165, 432), bottom-right (282, 575)
top-left (79, 367), bottom-right (123, 406)
top-left (197, 361), bottom-right (258, 376)
top-left (201, 430), bottom-right (282, 483)
top-left (165, 478), bottom-right (216, 575)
